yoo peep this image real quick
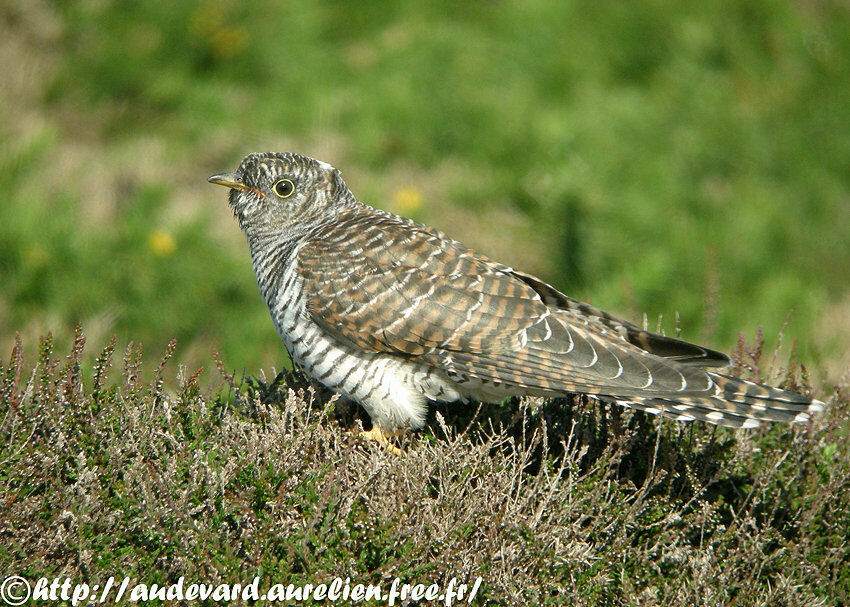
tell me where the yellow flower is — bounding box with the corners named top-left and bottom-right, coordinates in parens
top-left (23, 244), bottom-right (48, 267)
top-left (209, 25), bottom-right (248, 59)
top-left (393, 186), bottom-right (423, 214)
top-left (148, 229), bottom-right (176, 257)
top-left (190, 4), bottom-right (248, 60)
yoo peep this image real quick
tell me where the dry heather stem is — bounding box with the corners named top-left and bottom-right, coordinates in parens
top-left (0, 332), bottom-right (847, 605)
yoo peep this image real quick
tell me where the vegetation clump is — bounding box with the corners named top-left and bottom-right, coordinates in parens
top-left (1, 328), bottom-right (847, 604)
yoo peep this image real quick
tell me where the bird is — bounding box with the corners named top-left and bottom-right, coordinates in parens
top-left (208, 152), bottom-right (824, 449)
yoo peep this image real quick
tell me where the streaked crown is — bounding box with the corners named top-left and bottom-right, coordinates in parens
top-left (210, 152), bottom-right (355, 234)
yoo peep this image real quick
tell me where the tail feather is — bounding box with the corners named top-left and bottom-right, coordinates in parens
top-left (609, 373), bottom-right (824, 429)
top-left (614, 398), bottom-right (764, 428)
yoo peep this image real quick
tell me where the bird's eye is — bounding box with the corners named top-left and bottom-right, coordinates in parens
top-left (273, 179), bottom-right (295, 198)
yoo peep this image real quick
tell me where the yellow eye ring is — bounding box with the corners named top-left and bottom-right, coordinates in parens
top-left (273, 179), bottom-right (295, 198)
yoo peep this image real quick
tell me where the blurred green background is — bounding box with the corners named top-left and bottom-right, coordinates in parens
top-left (2, 0), bottom-right (849, 381)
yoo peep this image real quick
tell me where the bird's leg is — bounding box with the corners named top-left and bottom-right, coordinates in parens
top-left (359, 426), bottom-right (404, 455)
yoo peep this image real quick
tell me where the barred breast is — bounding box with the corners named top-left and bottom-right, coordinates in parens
top-left (250, 237), bottom-right (464, 431)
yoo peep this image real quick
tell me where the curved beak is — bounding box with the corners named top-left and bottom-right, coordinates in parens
top-left (207, 172), bottom-right (265, 198)
top-left (208, 172), bottom-right (246, 190)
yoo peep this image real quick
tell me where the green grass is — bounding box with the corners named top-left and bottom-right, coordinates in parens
top-left (2, 0), bottom-right (850, 376)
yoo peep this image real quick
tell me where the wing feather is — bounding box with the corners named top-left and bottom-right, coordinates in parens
top-left (296, 209), bottom-right (821, 425)
top-left (298, 211), bottom-right (716, 397)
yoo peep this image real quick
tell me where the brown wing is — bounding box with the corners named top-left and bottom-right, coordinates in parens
top-left (297, 213), bottom-right (543, 357)
top-left (510, 270), bottom-right (731, 367)
top-left (297, 210), bottom-right (726, 398)
top-left (297, 208), bottom-right (822, 428)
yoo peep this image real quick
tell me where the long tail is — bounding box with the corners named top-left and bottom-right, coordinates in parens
top-left (610, 373), bottom-right (825, 429)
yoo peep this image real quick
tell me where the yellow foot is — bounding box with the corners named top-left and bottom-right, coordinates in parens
top-left (359, 426), bottom-right (404, 455)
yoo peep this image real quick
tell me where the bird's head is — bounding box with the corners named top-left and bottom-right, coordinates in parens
top-left (208, 152), bottom-right (354, 236)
